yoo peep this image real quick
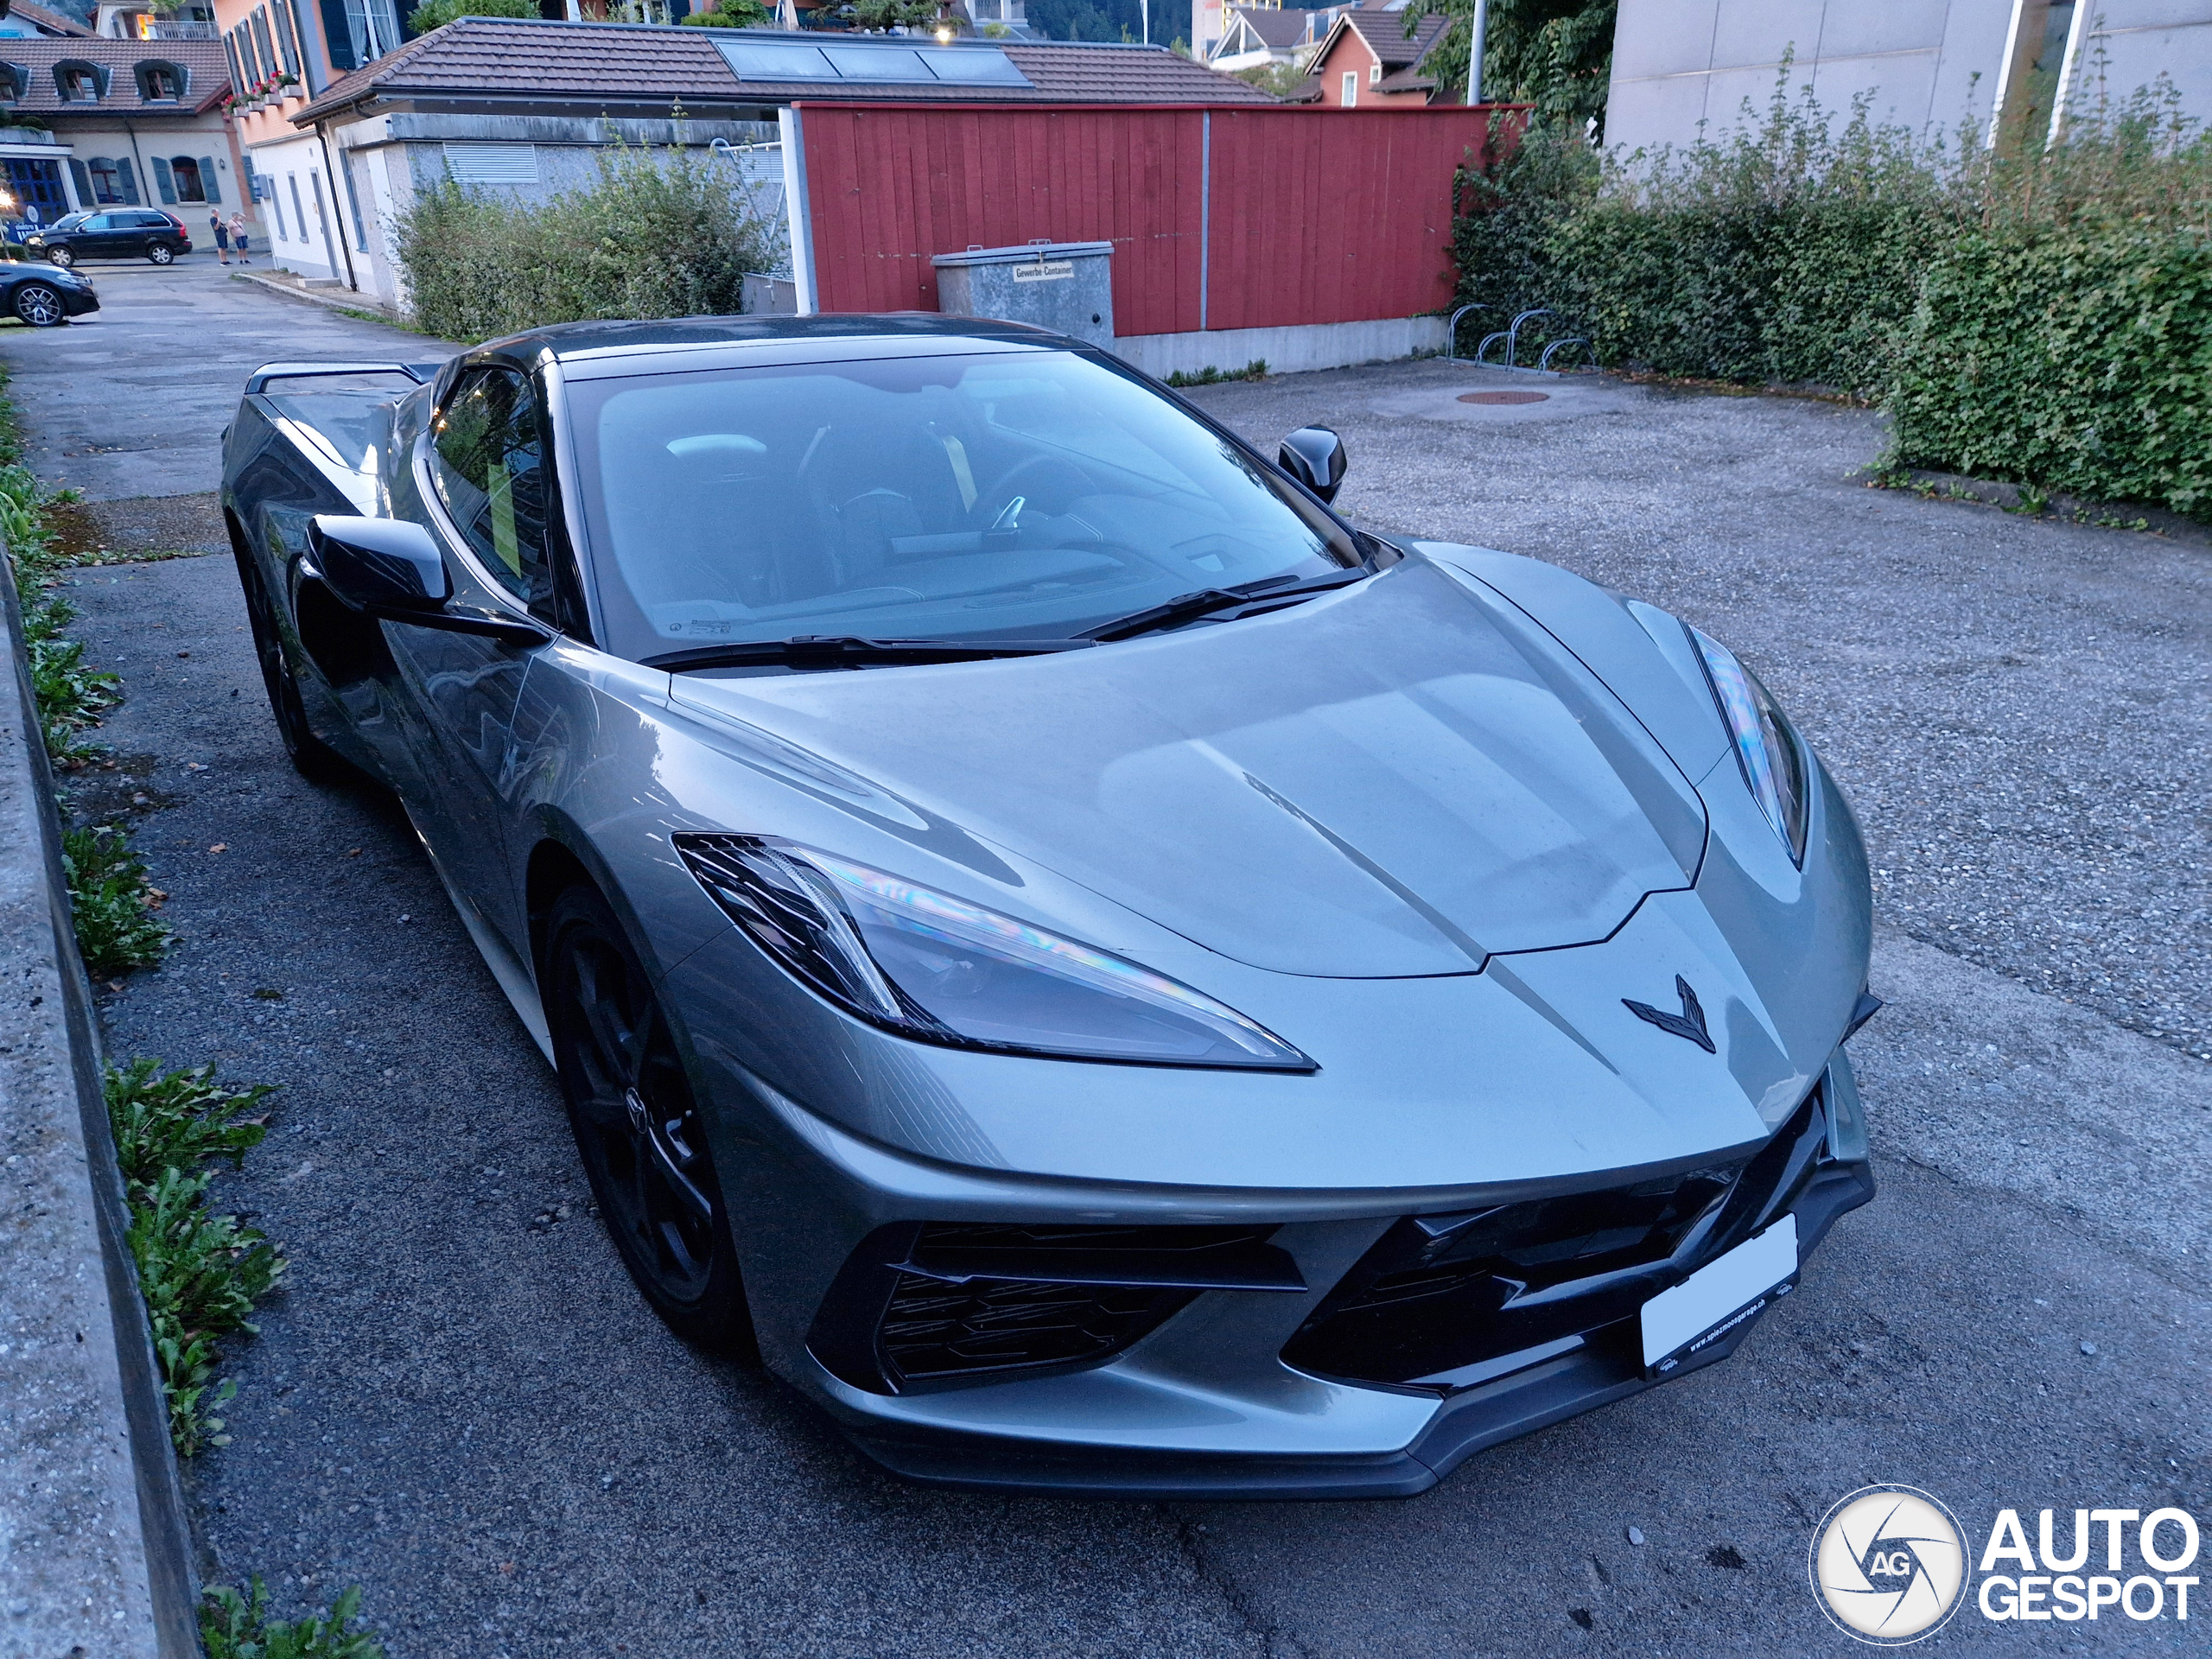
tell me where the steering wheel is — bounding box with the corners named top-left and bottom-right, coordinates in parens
top-left (977, 456), bottom-right (1095, 523)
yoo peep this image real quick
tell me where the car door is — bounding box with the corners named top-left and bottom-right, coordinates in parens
top-left (384, 362), bottom-right (563, 960)
top-left (125, 211), bottom-right (164, 253)
top-left (76, 213), bottom-right (120, 256)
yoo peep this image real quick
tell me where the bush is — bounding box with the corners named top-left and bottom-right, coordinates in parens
top-left (395, 138), bottom-right (776, 342)
top-left (677, 0), bottom-right (769, 22)
top-left (1453, 74), bottom-right (2212, 517)
top-left (404, 0), bottom-right (531, 33)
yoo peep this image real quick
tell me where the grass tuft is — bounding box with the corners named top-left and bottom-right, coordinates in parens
top-left (104, 1060), bottom-right (285, 1455)
top-left (1165, 359), bottom-right (1269, 388)
top-left (200, 1580), bottom-right (386, 1659)
top-left (61, 824), bottom-right (170, 975)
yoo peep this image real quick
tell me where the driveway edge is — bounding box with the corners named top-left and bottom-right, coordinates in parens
top-left (0, 549), bottom-right (200, 1658)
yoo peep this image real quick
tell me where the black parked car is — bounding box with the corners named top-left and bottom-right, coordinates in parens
top-left (0, 261), bottom-right (98, 327)
top-left (26, 208), bottom-right (191, 267)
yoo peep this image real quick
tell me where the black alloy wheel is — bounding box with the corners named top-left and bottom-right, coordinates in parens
top-left (546, 886), bottom-right (754, 1354)
top-left (148, 242), bottom-right (174, 265)
top-left (236, 553), bottom-right (345, 779)
top-left (44, 245), bottom-right (73, 268)
top-left (12, 283), bottom-right (64, 327)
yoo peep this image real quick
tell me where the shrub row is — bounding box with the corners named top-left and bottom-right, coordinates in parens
top-left (394, 140), bottom-right (776, 344)
top-left (1455, 79), bottom-right (2212, 517)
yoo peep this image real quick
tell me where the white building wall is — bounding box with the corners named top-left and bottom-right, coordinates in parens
top-left (1605, 0), bottom-right (2017, 151)
top-left (2060, 2), bottom-right (2212, 130)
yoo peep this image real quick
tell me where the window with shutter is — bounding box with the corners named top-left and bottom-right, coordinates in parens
top-left (200, 156), bottom-right (221, 204)
top-left (115, 157), bottom-right (139, 204)
top-left (150, 156), bottom-right (175, 203)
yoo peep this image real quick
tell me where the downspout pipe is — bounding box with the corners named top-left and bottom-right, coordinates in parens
top-left (314, 119), bottom-right (359, 291)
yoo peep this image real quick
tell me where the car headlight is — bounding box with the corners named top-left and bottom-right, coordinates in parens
top-left (1688, 626), bottom-right (1808, 861)
top-left (677, 835), bottom-right (1314, 1071)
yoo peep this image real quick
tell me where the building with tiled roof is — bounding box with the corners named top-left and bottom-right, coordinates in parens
top-left (1205, 4), bottom-right (1344, 74)
top-left (0, 36), bottom-right (239, 224)
top-left (0, 2), bottom-right (96, 41)
top-left (290, 16), bottom-right (1277, 124)
top-left (1303, 6), bottom-right (1455, 106)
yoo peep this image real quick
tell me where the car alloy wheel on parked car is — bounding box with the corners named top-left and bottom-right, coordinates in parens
top-left (44, 245), bottom-right (73, 268)
top-left (149, 243), bottom-right (174, 265)
top-left (544, 885), bottom-right (753, 1354)
top-left (12, 282), bottom-right (65, 327)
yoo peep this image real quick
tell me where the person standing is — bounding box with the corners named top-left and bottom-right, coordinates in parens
top-left (211, 208), bottom-right (230, 265)
top-left (228, 212), bottom-right (251, 265)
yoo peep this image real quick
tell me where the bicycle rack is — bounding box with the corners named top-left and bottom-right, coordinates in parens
top-left (1445, 303), bottom-right (1498, 363)
top-left (1452, 306), bottom-right (1596, 378)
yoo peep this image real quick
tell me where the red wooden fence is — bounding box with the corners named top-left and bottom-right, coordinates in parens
top-left (797, 103), bottom-right (1508, 337)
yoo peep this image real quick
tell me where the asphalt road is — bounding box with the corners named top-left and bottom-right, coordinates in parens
top-left (9, 280), bottom-right (2209, 1657)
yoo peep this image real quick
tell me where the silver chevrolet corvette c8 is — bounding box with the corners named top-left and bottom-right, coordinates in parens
top-left (220, 315), bottom-right (1877, 1497)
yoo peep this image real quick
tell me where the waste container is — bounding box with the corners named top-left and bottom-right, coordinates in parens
top-left (931, 240), bottom-right (1114, 347)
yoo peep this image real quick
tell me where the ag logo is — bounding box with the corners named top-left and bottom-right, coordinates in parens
top-left (1809, 1485), bottom-right (1969, 1644)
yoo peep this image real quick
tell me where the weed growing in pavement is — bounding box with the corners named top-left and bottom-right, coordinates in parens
top-left (104, 1060), bottom-right (285, 1457)
top-left (1165, 359), bottom-right (1269, 387)
top-left (61, 824), bottom-right (169, 975)
top-left (200, 1580), bottom-right (385, 1659)
top-left (22, 592), bottom-right (116, 765)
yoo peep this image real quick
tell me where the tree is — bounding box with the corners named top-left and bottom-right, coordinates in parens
top-left (1408, 0), bottom-right (1616, 138)
top-left (405, 0), bottom-right (532, 33)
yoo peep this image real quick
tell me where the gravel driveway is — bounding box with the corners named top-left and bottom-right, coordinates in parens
top-left (12, 292), bottom-right (2208, 1656)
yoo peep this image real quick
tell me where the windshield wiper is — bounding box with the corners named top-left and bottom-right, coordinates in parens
top-left (644, 635), bottom-right (1097, 672)
top-left (1077, 569), bottom-right (1368, 644)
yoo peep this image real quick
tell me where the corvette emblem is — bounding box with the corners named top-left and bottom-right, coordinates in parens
top-left (1624, 976), bottom-right (1716, 1053)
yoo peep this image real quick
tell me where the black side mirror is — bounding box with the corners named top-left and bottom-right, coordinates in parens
top-left (308, 516), bottom-right (448, 613)
top-left (1279, 426), bottom-right (1347, 503)
top-left (306, 515), bottom-right (549, 646)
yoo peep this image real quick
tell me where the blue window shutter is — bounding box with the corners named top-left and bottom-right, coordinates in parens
top-left (116, 156), bottom-right (138, 204)
top-left (67, 157), bottom-right (90, 206)
top-left (151, 156), bottom-right (176, 204)
top-left (319, 0), bottom-right (357, 69)
top-left (200, 156), bottom-right (221, 204)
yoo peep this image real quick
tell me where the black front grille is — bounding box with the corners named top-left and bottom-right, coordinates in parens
top-left (880, 1274), bottom-right (1198, 1382)
top-left (1282, 1089), bottom-right (1829, 1390)
top-left (807, 1221), bottom-right (1300, 1395)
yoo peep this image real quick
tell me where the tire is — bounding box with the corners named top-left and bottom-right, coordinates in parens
top-left (545, 885), bottom-right (755, 1355)
top-left (12, 283), bottom-right (66, 327)
top-left (148, 242), bottom-right (174, 265)
top-left (237, 554), bottom-right (346, 780)
top-left (45, 246), bottom-right (73, 268)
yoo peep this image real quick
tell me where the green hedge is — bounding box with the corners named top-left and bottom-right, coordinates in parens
top-left (395, 140), bottom-right (775, 344)
top-left (1455, 83), bottom-right (2212, 518)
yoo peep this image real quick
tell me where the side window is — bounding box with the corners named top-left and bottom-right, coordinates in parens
top-left (430, 367), bottom-right (555, 613)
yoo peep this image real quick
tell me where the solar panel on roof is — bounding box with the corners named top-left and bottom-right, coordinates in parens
top-left (715, 36), bottom-right (1032, 87)
top-left (716, 41), bottom-right (840, 79)
top-left (921, 48), bottom-right (1032, 86)
top-left (818, 44), bottom-right (932, 81)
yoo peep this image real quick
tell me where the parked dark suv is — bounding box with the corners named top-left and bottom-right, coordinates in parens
top-left (26, 209), bottom-right (191, 267)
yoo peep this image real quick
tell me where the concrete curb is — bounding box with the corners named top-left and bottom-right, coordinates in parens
top-left (0, 550), bottom-right (200, 1658)
top-left (230, 270), bottom-right (405, 327)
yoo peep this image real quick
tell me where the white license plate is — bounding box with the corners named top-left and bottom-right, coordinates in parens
top-left (1640, 1214), bottom-right (1799, 1374)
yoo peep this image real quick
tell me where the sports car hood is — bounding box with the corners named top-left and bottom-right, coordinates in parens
top-left (668, 556), bottom-right (1708, 977)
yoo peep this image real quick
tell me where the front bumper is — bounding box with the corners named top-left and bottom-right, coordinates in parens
top-left (61, 287), bottom-right (99, 318)
top-left (703, 1037), bottom-right (1875, 1499)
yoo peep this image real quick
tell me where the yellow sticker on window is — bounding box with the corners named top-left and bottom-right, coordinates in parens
top-left (487, 460), bottom-right (520, 575)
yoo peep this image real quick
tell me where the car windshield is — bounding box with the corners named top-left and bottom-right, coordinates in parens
top-left (49, 213), bottom-right (88, 231)
top-left (565, 349), bottom-right (1362, 663)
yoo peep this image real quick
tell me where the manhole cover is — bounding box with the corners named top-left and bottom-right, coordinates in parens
top-left (1459, 390), bottom-right (1551, 405)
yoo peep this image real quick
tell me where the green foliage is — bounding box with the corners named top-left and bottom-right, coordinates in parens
top-left (106, 1058), bottom-right (274, 1188)
top-left (201, 1580), bottom-right (385, 1659)
top-left (394, 140), bottom-right (775, 343)
top-left (1165, 359), bottom-right (1268, 386)
top-left (23, 592), bottom-right (117, 766)
top-left (61, 824), bottom-right (169, 975)
top-left (1230, 59), bottom-right (1309, 99)
top-left (1408, 0), bottom-right (1615, 134)
top-left (677, 0), bottom-right (768, 24)
top-left (105, 1059), bottom-right (285, 1456)
top-left (1452, 72), bottom-right (2212, 518)
top-left (404, 0), bottom-right (530, 29)
top-left (829, 0), bottom-right (939, 28)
